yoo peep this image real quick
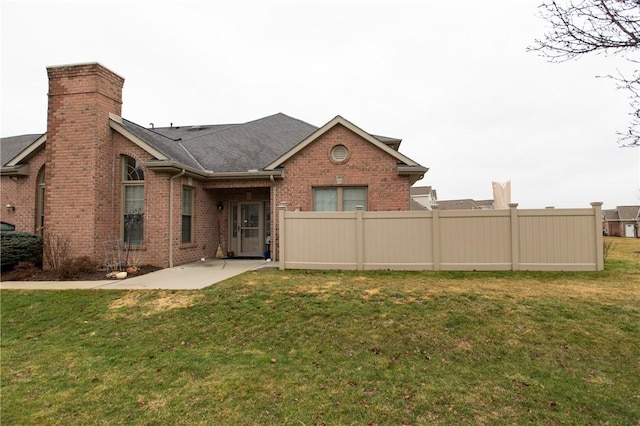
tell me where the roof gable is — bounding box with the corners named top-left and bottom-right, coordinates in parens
top-left (616, 206), bottom-right (640, 220)
top-left (2, 133), bottom-right (46, 167)
top-left (110, 114), bottom-right (206, 171)
top-left (265, 115), bottom-right (419, 170)
top-left (111, 113), bottom-right (317, 173)
top-left (110, 115), bottom-right (169, 159)
top-left (3, 113), bottom-right (425, 180)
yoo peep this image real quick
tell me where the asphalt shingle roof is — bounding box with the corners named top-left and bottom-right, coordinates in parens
top-left (410, 186), bottom-right (433, 196)
top-left (1, 134), bottom-right (42, 166)
top-left (2, 113), bottom-right (412, 174)
top-left (179, 113), bottom-right (317, 172)
top-left (602, 209), bottom-right (618, 220)
top-left (616, 206), bottom-right (640, 221)
top-left (121, 113), bottom-right (318, 172)
top-left (436, 199), bottom-right (494, 210)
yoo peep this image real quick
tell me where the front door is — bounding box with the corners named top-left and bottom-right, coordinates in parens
top-left (238, 202), bottom-right (263, 256)
top-left (625, 224), bottom-right (636, 238)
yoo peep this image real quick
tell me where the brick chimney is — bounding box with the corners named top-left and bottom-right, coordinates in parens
top-left (45, 63), bottom-right (124, 262)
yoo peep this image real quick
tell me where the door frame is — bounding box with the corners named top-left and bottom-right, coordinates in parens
top-left (229, 201), bottom-right (264, 257)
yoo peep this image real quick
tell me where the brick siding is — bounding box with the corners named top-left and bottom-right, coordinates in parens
top-left (0, 149), bottom-right (47, 233)
top-left (4, 64), bottom-right (414, 269)
top-left (276, 124), bottom-right (410, 211)
top-left (45, 63), bottom-right (124, 261)
top-left (271, 124), bottom-right (412, 260)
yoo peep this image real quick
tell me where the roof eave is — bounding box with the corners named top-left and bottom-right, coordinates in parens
top-left (205, 170), bottom-right (284, 180)
top-left (398, 165), bottom-right (428, 185)
top-left (0, 164), bottom-right (30, 176)
top-left (142, 161), bottom-right (208, 178)
top-left (109, 114), bottom-right (169, 160)
top-left (142, 160), bottom-right (283, 180)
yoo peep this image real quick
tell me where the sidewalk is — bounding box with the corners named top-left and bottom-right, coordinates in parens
top-left (0, 258), bottom-right (277, 290)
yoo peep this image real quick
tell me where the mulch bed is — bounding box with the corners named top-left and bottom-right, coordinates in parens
top-left (1, 264), bottom-right (162, 281)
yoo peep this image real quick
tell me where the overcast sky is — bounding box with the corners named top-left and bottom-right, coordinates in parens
top-left (1, 0), bottom-right (638, 209)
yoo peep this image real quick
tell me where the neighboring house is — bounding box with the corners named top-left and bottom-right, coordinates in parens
top-left (602, 206), bottom-right (640, 237)
top-left (0, 63), bottom-right (427, 268)
top-left (434, 199), bottom-right (495, 210)
top-left (410, 186), bottom-right (437, 210)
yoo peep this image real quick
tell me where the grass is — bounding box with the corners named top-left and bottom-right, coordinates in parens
top-left (1, 237), bottom-right (639, 425)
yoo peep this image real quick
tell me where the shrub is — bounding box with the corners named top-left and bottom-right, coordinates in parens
top-left (43, 232), bottom-right (71, 272)
top-left (0, 232), bottom-right (43, 270)
top-left (57, 256), bottom-right (100, 280)
top-left (603, 239), bottom-right (616, 262)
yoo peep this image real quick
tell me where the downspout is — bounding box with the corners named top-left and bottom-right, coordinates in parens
top-left (270, 174), bottom-right (276, 261)
top-left (169, 169), bottom-right (186, 268)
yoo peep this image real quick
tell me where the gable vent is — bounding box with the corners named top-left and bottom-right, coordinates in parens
top-left (331, 145), bottom-right (349, 163)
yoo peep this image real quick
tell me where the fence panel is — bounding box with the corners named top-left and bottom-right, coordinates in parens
top-left (439, 210), bottom-right (512, 270)
top-left (282, 212), bottom-right (359, 270)
top-left (362, 212), bottom-right (433, 270)
top-left (518, 208), bottom-right (600, 271)
top-left (278, 203), bottom-right (603, 271)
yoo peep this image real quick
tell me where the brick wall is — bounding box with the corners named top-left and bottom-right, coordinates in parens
top-left (110, 134), bottom-right (221, 267)
top-left (276, 124), bottom-right (410, 212)
top-left (45, 63), bottom-right (124, 261)
top-left (5, 61), bottom-right (221, 269)
top-left (6, 63), bottom-right (414, 268)
top-left (170, 176), bottom-right (218, 267)
top-left (0, 149), bottom-right (47, 233)
top-left (272, 123), bottom-right (412, 260)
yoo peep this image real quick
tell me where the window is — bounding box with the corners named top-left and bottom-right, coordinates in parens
top-left (182, 187), bottom-right (193, 244)
top-left (314, 188), bottom-right (338, 211)
top-left (122, 155), bottom-right (144, 244)
top-left (123, 155), bottom-right (144, 181)
top-left (36, 166), bottom-right (45, 235)
top-left (1, 222), bottom-right (15, 233)
top-left (343, 187), bottom-right (367, 211)
top-left (313, 187), bottom-right (367, 211)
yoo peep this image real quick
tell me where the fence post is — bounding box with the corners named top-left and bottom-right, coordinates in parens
top-left (356, 205), bottom-right (364, 271)
top-left (591, 202), bottom-right (604, 271)
top-left (432, 204), bottom-right (440, 271)
top-left (278, 204), bottom-right (287, 270)
top-left (509, 203), bottom-right (520, 271)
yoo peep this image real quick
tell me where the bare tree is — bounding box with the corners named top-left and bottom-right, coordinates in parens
top-left (529, 0), bottom-right (640, 146)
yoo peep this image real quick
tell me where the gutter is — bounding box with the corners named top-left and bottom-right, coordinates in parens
top-left (168, 169), bottom-right (186, 268)
top-left (397, 164), bottom-right (429, 175)
top-left (398, 164), bottom-right (429, 185)
top-left (270, 174), bottom-right (277, 261)
top-left (142, 160), bottom-right (283, 180)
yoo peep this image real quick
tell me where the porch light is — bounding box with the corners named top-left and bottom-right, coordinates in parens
top-left (6, 203), bottom-right (15, 212)
top-left (217, 201), bottom-right (224, 211)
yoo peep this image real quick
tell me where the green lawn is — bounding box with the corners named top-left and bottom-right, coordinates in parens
top-left (2, 237), bottom-right (639, 425)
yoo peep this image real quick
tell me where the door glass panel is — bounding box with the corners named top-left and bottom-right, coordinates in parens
top-left (242, 204), bottom-right (260, 228)
top-left (239, 203), bottom-right (261, 255)
top-left (232, 204), bottom-right (238, 238)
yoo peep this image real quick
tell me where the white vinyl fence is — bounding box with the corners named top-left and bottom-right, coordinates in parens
top-left (278, 203), bottom-right (604, 271)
